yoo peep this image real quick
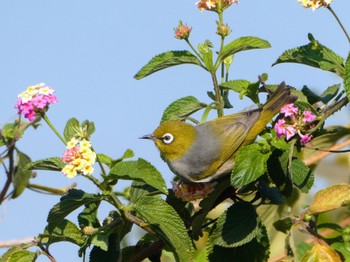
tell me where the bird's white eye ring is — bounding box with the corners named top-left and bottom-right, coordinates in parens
top-left (161, 133), bottom-right (174, 144)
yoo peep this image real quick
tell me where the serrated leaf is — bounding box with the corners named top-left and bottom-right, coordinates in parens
top-left (267, 148), bottom-right (293, 196)
top-left (96, 153), bottom-right (114, 168)
top-left (220, 79), bottom-right (250, 93)
top-left (301, 242), bottom-right (342, 262)
top-left (320, 84), bottom-right (341, 104)
top-left (6, 250), bottom-right (38, 262)
top-left (191, 177), bottom-right (231, 239)
top-left (24, 157), bottom-right (65, 172)
top-left (331, 242), bottom-right (350, 261)
top-left (133, 196), bottom-right (194, 262)
top-left (63, 118), bottom-right (80, 142)
top-left (12, 150), bottom-right (32, 199)
top-left (220, 79), bottom-right (261, 103)
top-left (130, 180), bottom-right (160, 203)
top-left (0, 243), bottom-right (36, 262)
top-left (208, 202), bottom-right (259, 251)
top-left (202, 48), bottom-right (214, 71)
top-left (273, 35), bottom-right (344, 77)
top-left (344, 51), bottom-right (350, 102)
top-left (273, 217), bottom-right (293, 234)
top-left (220, 36), bottom-right (271, 61)
top-left (41, 219), bottom-right (85, 246)
top-left (47, 189), bottom-right (103, 233)
top-left (309, 184), bottom-right (350, 214)
top-left (91, 233), bottom-right (109, 251)
top-left (78, 202), bottom-right (101, 229)
top-left (231, 144), bottom-right (271, 188)
top-left (291, 158), bottom-right (314, 193)
top-left (82, 120), bottom-right (96, 137)
top-left (161, 96), bottom-right (206, 123)
top-left (134, 50), bottom-right (203, 80)
top-left (121, 149), bottom-right (134, 160)
top-left (89, 233), bottom-right (120, 262)
top-left (208, 219), bottom-right (269, 262)
top-left (109, 158), bottom-right (167, 194)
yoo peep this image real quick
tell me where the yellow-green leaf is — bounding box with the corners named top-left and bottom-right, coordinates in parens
top-left (301, 242), bottom-right (342, 262)
top-left (309, 184), bottom-right (350, 214)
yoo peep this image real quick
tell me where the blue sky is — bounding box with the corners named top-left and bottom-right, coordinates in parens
top-left (0, 1), bottom-right (349, 261)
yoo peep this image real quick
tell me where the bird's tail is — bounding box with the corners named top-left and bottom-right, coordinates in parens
top-left (246, 82), bottom-right (298, 141)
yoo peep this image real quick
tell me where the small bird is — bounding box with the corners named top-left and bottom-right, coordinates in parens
top-left (141, 82), bottom-right (297, 183)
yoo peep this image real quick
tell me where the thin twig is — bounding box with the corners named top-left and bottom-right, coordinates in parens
top-left (303, 138), bottom-right (350, 166)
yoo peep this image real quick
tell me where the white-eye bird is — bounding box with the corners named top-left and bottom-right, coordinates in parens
top-left (141, 82), bottom-right (297, 183)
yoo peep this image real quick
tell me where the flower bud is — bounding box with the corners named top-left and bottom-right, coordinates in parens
top-left (216, 22), bottom-right (231, 37)
top-left (174, 21), bottom-right (192, 40)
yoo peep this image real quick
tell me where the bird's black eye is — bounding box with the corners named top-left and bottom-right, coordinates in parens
top-left (161, 133), bottom-right (174, 144)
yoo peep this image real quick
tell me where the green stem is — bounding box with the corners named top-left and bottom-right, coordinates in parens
top-left (211, 72), bottom-right (224, 117)
top-left (27, 183), bottom-right (73, 195)
top-left (41, 113), bottom-right (66, 145)
top-left (185, 38), bottom-right (203, 61)
top-left (214, 12), bottom-right (226, 71)
top-left (327, 5), bottom-right (350, 44)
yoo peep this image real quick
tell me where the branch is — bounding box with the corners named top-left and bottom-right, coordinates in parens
top-left (0, 237), bottom-right (35, 248)
top-left (303, 138), bottom-right (350, 166)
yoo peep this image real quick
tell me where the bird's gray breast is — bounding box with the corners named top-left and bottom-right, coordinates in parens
top-left (167, 124), bottom-right (221, 181)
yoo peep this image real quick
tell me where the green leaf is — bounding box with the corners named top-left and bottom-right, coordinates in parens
top-left (202, 48), bottom-right (214, 71)
top-left (207, 202), bottom-right (259, 250)
top-left (47, 189), bottom-right (103, 233)
top-left (344, 51), bottom-right (350, 102)
top-left (63, 118), bottom-right (80, 142)
top-left (120, 149), bottom-right (134, 160)
top-left (81, 120), bottom-right (96, 137)
top-left (89, 233), bottom-right (120, 262)
top-left (309, 184), bottom-right (350, 214)
top-left (78, 202), bottom-right (101, 229)
top-left (273, 217), bottom-right (293, 234)
top-left (220, 79), bottom-right (261, 103)
top-left (2, 122), bottom-right (24, 141)
top-left (208, 218), bottom-right (269, 262)
top-left (273, 34), bottom-right (345, 77)
top-left (130, 180), bottom-right (161, 203)
top-left (12, 150), bottom-right (32, 199)
top-left (109, 158), bottom-right (168, 195)
top-left (41, 219), bottom-right (85, 246)
top-left (220, 36), bottom-right (271, 61)
top-left (91, 233), bottom-right (109, 251)
top-left (231, 144), bottom-right (271, 188)
top-left (24, 157), bottom-right (65, 172)
top-left (133, 196), bottom-right (194, 262)
top-left (331, 242), bottom-right (350, 261)
top-left (134, 51), bottom-right (203, 80)
top-left (320, 84), bottom-right (341, 104)
top-left (291, 158), bottom-right (314, 193)
top-left (0, 245), bottom-right (36, 262)
top-left (161, 96), bottom-right (207, 123)
top-left (267, 148), bottom-right (293, 196)
top-left (6, 250), bottom-right (38, 262)
top-left (191, 177), bottom-right (231, 239)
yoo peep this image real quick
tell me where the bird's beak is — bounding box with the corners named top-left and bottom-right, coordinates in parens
top-left (139, 133), bottom-right (155, 141)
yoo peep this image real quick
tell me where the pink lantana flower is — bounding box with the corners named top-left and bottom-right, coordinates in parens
top-left (15, 83), bottom-right (58, 122)
top-left (280, 103), bottom-right (298, 117)
top-left (274, 103), bottom-right (317, 145)
top-left (302, 110), bottom-right (316, 123)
